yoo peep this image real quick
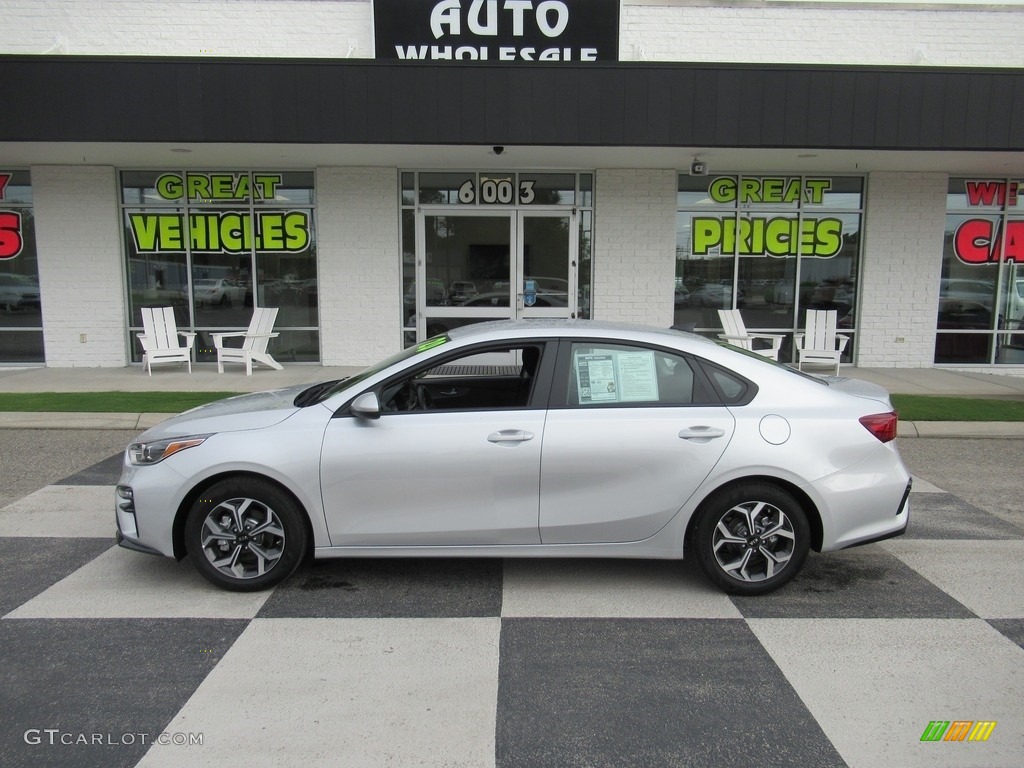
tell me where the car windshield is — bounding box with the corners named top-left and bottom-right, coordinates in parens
top-left (306, 335), bottom-right (451, 405)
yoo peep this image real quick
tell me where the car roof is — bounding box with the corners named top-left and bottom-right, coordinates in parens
top-left (446, 318), bottom-right (717, 346)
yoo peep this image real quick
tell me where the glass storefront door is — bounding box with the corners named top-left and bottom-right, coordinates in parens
top-left (414, 210), bottom-right (576, 339)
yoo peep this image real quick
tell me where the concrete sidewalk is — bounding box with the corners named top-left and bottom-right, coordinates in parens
top-left (1, 363), bottom-right (1023, 437)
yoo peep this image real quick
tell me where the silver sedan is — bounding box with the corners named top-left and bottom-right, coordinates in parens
top-left (115, 320), bottom-right (911, 595)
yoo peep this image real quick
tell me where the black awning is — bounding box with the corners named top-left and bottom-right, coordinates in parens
top-left (3, 56), bottom-right (1022, 151)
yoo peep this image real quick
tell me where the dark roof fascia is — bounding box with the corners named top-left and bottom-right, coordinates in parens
top-left (3, 55), bottom-right (1023, 151)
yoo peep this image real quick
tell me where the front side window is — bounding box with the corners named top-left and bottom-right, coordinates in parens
top-left (676, 175), bottom-right (863, 366)
top-left (0, 170), bottom-right (42, 363)
top-left (379, 343), bottom-right (546, 412)
top-left (121, 170), bottom-right (318, 364)
top-left (936, 177), bottom-right (1024, 364)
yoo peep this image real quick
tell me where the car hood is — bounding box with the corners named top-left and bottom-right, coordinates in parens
top-left (138, 384), bottom-right (308, 440)
top-left (820, 376), bottom-right (894, 409)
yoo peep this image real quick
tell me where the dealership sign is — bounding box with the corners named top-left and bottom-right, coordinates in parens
top-left (0, 173), bottom-right (24, 260)
top-left (953, 180), bottom-right (1024, 264)
top-left (691, 177), bottom-right (844, 259)
top-left (374, 0), bottom-right (619, 62)
top-left (127, 173), bottom-right (310, 255)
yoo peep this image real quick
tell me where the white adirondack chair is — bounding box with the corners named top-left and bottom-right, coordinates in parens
top-left (717, 309), bottom-right (784, 361)
top-left (212, 307), bottom-right (282, 375)
top-left (794, 309), bottom-right (850, 375)
top-left (137, 306), bottom-right (196, 375)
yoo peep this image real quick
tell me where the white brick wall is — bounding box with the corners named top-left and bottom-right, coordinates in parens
top-left (316, 167), bottom-right (401, 367)
top-left (0, 1), bottom-right (372, 58)
top-left (621, 2), bottom-right (1024, 66)
top-left (593, 169), bottom-right (676, 328)
top-left (32, 165), bottom-right (127, 367)
top-left (2, 1), bottom-right (1019, 67)
top-left (858, 172), bottom-right (946, 368)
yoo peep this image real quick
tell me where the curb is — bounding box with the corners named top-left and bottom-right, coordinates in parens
top-left (0, 413), bottom-right (176, 430)
top-left (2, 412), bottom-right (1024, 438)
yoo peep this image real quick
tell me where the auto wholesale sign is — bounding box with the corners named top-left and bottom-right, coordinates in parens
top-left (373, 0), bottom-right (619, 62)
top-left (0, 173), bottom-right (24, 260)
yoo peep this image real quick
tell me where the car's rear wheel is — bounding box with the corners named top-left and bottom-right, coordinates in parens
top-left (691, 483), bottom-right (809, 595)
top-left (184, 477), bottom-right (307, 592)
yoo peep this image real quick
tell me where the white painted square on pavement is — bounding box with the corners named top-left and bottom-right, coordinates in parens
top-left (138, 617), bottom-right (501, 768)
top-left (882, 539), bottom-right (1024, 619)
top-left (749, 618), bottom-right (1024, 768)
top-left (0, 485), bottom-right (114, 538)
top-left (4, 545), bottom-right (271, 620)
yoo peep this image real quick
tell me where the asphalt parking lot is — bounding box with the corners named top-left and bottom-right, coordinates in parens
top-left (1, 428), bottom-right (1022, 768)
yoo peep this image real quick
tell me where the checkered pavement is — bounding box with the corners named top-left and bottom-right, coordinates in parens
top-left (1, 455), bottom-right (1023, 768)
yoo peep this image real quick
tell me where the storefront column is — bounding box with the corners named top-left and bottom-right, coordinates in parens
top-left (316, 167), bottom-right (401, 367)
top-left (858, 172), bottom-right (947, 368)
top-left (33, 165), bottom-right (127, 367)
top-left (593, 169), bottom-right (676, 328)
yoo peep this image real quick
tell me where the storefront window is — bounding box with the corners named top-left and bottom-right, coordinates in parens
top-left (936, 178), bottom-right (1024, 365)
top-left (0, 170), bottom-right (44, 363)
top-left (121, 171), bottom-right (318, 364)
top-left (676, 175), bottom-right (863, 365)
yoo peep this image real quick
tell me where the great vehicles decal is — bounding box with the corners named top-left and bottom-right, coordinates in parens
top-left (0, 173), bottom-right (23, 260)
top-left (690, 177), bottom-right (844, 259)
top-left (126, 173), bottom-right (310, 255)
top-left (374, 0), bottom-right (619, 62)
top-left (953, 180), bottom-right (1024, 265)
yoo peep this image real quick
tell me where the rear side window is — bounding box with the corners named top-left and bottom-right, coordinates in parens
top-left (566, 342), bottom-right (698, 406)
top-left (700, 362), bottom-right (755, 405)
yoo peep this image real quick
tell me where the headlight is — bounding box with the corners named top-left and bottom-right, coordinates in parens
top-left (128, 434), bottom-right (212, 465)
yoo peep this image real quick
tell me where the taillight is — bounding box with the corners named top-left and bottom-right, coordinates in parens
top-left (860, 412), bottom-right (898, 443)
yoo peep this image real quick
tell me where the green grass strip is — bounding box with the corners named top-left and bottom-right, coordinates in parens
top-left (0, 391), bottom-right (243, 413)
top-left (891, 394), bottom-right (1024, 422)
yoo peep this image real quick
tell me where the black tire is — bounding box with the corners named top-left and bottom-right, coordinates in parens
top-left (184, 477), bottom-right (307, 592)
top-left (691, 483), bottom-right (810, 596)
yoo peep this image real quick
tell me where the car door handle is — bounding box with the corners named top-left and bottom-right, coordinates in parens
top-left (678, 427), bottom-right (726, 440)
top-left (487, 429), bottom-right (534, 445)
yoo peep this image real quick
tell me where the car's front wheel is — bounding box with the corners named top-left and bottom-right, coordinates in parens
top-left (691, 483), bottom-right (810, 595)
top-left (184, 477), bottom-right (307, 591)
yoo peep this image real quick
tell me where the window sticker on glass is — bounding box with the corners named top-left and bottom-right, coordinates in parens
top-left (575, 349), bottom-right (660, 404)
top-left (576, 354), bottom-right (618, 403)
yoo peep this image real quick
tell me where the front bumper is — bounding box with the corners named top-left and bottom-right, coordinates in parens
top-left (115, 528), bottom-right (164, 556)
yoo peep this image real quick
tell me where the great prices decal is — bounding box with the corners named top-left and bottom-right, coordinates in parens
top-left (127, 173), bottom-right (310, 255)
top-left (0, 173), bottom-right (24, 260)
top-left (691, 177), bottom-right (844, 259)
top-left (953, 180), bottom-right (1024, 265)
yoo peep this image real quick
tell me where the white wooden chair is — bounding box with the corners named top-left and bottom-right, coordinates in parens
top-left (212, 307), bottom-right (283, 375)
top-left (717, 309), bottom-right (784, 361)
top-left (794, 309), bottom-right (850, 375)
top-left (137, 306), bottom-right (196, 375)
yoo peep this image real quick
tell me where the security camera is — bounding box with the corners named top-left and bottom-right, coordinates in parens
top-left (493, 146), bottom-right (505, 155)
top-left (690, 160), bottom-right (708, 176)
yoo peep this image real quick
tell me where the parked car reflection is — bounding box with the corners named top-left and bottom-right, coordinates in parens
top-left (0, 273), bottom-right (41, 313)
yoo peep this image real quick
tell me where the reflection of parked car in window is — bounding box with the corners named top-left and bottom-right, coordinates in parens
top-left (194, 278), bottom-right (248, 306)
top-left (938, 278), bottom-right (995, 329)
top-left (449, 280), bottom-right (478, 302)
top-left (404, 278), bottom-right (450, 312)
top-left (688, 281), bottom-right (744, 308)
top-left (0, 272), bottom-right (41, 312)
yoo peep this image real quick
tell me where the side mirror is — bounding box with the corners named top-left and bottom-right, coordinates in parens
top-left (350, 392), bottom-right (381, 420)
